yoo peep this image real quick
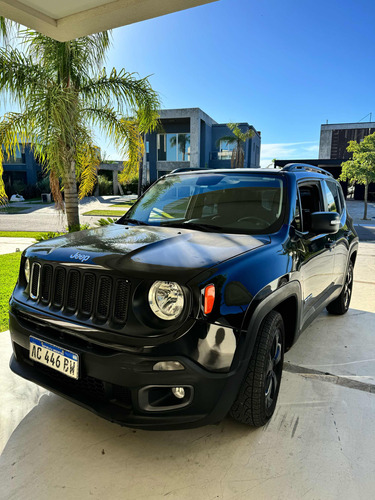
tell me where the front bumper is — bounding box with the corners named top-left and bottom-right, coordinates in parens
top-left (9, 308), bottom-right (248, 430)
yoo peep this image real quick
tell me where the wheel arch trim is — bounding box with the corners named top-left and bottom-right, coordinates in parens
top-left (233, 281), bottom-right (302, 369)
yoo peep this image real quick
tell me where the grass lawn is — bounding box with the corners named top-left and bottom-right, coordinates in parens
top-left (109, 200), bottom-right (136, 208)
top-left (82, 209), bottom-right (126, 216)
top-left (0, 253), bottom-right (21, 332)
top-left (0, 207), bottom-right (29, 214)
top-left (0, 231), bottom-right (50, 238)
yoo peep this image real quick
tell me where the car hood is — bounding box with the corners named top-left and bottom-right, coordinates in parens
top-left (26, 224), bottom-right (269, 281)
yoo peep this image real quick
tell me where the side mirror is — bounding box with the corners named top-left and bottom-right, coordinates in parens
top-left (311, 212), bottom-right (340, 235)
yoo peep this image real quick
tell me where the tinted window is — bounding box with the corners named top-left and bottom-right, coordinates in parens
top-left (292, 192), bottom-right (302, 231)
top-left (121, 173), bottom-right (286, 235)
top-left (323, 181), bottom-right (342, 214)
top-left (298, 183), bottom-right (322, 232)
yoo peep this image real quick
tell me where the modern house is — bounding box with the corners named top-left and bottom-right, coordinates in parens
top-left (144, 108), bottom-right (261, 183)
top-left (1, 144), bottom-right (42, 191)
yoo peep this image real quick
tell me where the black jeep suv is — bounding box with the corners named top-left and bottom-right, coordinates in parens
top-left (8, 164), bottom-right (358, 429)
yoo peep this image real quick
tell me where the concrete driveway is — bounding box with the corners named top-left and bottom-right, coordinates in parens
top-left (0, 243), bottom-right (374, 500)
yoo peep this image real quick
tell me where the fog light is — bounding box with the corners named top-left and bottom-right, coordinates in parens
top-left (153, 361), bottom-right (185, 371)
top-left (172, 387), bottom-right (185, 399)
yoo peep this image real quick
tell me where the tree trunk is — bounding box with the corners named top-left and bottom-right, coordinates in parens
top-left (138, 156), bottom-right (143, 199)
top-left (64, 161), bottom-right (80, 231)
top-left (363, 181), bottom-right (369, 220)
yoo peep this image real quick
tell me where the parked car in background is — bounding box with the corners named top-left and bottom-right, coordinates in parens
top-left (9, 164), bottom-right (358, 429)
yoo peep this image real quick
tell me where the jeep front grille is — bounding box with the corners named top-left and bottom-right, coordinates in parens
top-left (30, 262), bottom-right (41, 299)
top-left (28, 263), bottom-right (130, 326)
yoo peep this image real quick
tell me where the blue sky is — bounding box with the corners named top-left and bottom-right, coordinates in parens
top-left (101, 0), bottom-right (374, 165)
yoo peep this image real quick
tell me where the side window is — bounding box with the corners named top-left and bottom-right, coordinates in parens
top-left (298, 183), bottom-right (322, 233)
top-left (338, 184), bottom-right (346, 212)
top-left (322, 181), bottom-right (342, 214)
top-left (293, 191), bottom-right (302, 231)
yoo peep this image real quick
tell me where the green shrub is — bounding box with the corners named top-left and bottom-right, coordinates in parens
top-left (13, 180), bottom-right (27, 193)
top-left (119, 174), bottom-right (138, 194)
top-left (35, 231), bottom-right (63, 242)
top-left (34, 223), bottom-right (90, 242)
top-left (94, 217), bottom-right (117, 227)
top-left (36, 176), bottom-right (51, 193)
top-left (22, 183), bottom-right (41, 199)
top-left (67, 223), bottom-right (91, 233)
top-left (97, 175), bottom-right (113, 195)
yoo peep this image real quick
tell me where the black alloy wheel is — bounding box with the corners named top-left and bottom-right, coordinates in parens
top-left (265, 327), bottom-right (283, 411)
top-left (230, 310), bottom-right (285, 427)
top-left (327, 261), bottom-right (354, 315)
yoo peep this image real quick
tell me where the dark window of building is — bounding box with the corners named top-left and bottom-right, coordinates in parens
top-left (146, 141), bottom-right (149, 162)
top-left (330, 128), bottom-right (375, 159)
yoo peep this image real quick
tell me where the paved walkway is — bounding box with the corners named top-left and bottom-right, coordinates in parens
top-left (0, 238), bottom-right (36, 255)
top-left (346, 199), bottom-right (375, 224)
top-left (0, 243), bottom-right (374, 499)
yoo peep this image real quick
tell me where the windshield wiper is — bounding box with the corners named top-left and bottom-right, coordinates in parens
top-left (117, 217), bottom-right (149, 226)
top-left (160, 221), bottom-right (222, 232)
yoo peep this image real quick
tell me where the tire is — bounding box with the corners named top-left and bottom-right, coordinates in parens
top-left (326, 261), bottom-right (354, 315)
top-left (230, 310), bottom-right (284, 427)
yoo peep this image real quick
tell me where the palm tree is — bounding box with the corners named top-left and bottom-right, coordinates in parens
top-left (217, 123), bottom-right (254, 168)
top-left (0, 26), bottom-right (160, 229)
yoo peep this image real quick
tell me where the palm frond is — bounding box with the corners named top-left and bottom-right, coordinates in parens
top-left (84, 106), bottom-right (144, 181)
top-left (215, 135), bottom-right (238, 148)
top-left (119, 119), bottom-right (144, 182)
top-left (80, 69), bottom-right (160, 132)
top-left (0, 16), bottom-right (18, 46)
top-left (0, 47), bottom-right (50, 105)
top-left (23, 30), bottom-right (111, 86)
top-left (77, 144), bottom-right (101, 199)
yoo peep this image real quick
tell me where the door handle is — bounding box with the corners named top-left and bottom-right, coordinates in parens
top-left (325, 240), bottom-right (336, 249)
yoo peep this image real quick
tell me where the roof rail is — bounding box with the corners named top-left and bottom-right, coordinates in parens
top-left (169, 167), bottom-right (206, 174)
top-left (281, 163), bottom-right (334, 178)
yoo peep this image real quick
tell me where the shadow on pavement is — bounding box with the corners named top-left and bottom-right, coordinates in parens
top-left (355, 225), bottom-right (375, 241)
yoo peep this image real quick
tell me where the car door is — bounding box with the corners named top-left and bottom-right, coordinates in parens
top-left (294, 180), bottom-right (335, 327)
top-left (321, 179), bottom-right (349, 289)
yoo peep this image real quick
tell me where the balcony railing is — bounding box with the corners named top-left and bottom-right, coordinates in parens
top-left (210, 151), bottom-right (233, 161)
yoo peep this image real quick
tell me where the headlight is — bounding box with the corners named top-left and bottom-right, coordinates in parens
top-left (148, 281), bottom-right (184, 320)
top-left (24, 258), bottom-right (30, 283)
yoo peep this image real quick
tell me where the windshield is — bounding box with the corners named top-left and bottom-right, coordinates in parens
top-left (118, 172), bottom-right (286, 235)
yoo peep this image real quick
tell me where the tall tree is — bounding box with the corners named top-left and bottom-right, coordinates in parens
top-left (340, 132), bottom-right (375, 220)
top-left (0, 25), bottom-right (160, 229)
top-left (217, 123), bottom-right (254, 168)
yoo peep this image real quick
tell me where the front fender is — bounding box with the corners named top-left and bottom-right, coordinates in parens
top-left (230, 280), bottom-right (302, 370)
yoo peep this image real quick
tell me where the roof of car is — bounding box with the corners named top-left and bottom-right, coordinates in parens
top-left (167, 164), bottom-right (335, 180)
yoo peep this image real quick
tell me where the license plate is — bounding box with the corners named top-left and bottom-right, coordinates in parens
top-left (29, 337), bottom-right (79, 379)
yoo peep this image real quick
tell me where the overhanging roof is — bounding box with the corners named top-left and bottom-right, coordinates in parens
top-left (0, 0), bottom-right (218, 41)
